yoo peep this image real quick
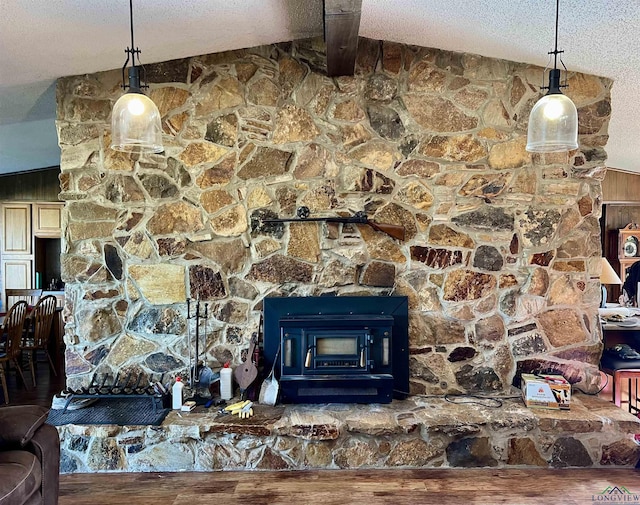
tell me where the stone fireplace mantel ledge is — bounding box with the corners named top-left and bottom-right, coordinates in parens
top-left (160, 394), bottom-right (640, 439)
top-left (56, 394), bottom-right (640, 472)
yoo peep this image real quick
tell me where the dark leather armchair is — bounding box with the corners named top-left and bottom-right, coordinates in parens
top-left (0, 405), bottom-right (59, 505)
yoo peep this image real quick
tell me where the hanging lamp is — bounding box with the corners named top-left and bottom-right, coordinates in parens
top-left (110, 0), bottom-right (163, 153)
top-left (525, 0), bottom-right (578, 153)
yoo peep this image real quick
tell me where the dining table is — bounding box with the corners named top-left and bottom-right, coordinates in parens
top-left (599, 305), bottom-right (640, 349)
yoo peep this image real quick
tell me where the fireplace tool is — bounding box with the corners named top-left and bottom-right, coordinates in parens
top-left (258, 344), bottom-right (280, 406)
top-left (234, 334), bottom-right (258, 400)
top-left (186, 298), bottom-right (218, 392)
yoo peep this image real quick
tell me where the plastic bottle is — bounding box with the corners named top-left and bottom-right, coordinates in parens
top-left (172, 376), bottom-right (184, 410)
top-left (220, 362), bottom-right (233, 400)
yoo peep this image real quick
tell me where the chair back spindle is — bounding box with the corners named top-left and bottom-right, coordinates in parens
top-left (20, 295), bottom-right (59, 387)
top-left (4, 300), bottom-right (28, 360)
top-left (29, 295), bottom-right (58, 349)
top-left (0, 300), bottom-right (29, 404)
top-left (5, 289), bottom-right (42, 312)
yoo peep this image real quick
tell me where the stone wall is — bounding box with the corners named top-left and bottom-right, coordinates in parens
top-left (56, 37), bottom-right (612, 396)
top-left (57, 395), bottom-right (640, 472)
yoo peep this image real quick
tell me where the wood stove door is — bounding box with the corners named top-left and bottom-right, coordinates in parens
top-left (303, 330), bottom-right (369, 375)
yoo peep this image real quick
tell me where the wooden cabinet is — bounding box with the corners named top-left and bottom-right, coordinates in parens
top-left (33, 203), bottom-right (62, 237)
top-left (618, 223), bottom-right (640, 280)
top-left (2, 258), bottom-right (33, 290)
top-left (1, 201), bottom-right (63, 309)
top-left (2, 203), bottom-right (31, 255)
top-left (1, 203), bottom-right (33, 295)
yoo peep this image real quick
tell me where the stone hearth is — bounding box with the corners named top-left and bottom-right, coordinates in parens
top-left (57, 394), bottom-right (640, 473)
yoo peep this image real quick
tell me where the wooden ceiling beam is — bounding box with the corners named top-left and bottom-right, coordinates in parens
top-left (324, 0), bottom-right (362, 77)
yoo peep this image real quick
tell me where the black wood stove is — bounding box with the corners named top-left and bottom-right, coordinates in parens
top-left (262, 296), bottom-right (409, 403)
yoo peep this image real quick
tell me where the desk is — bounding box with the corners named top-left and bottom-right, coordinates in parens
top-left (600, 314), bottom-right (640, 414)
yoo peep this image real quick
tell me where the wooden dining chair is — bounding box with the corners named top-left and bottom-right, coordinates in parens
top-left (0, 300), bottom-right (29, 404)
top-left (41, 290), bottom-right (65, 308)
top-left (20, 294), bottom-right (58, 387)
top-left (5, 288), bottom-right (42, 312)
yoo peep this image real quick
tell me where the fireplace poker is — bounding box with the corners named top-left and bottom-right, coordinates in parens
top-left (194, 298), bottom-right (200, 385)
top-left (187, 298), bottom-right (193, 385)
top-left (201, 302), bottom-right (209, 382)
top-left (203, 302), bottom-right (208, 366)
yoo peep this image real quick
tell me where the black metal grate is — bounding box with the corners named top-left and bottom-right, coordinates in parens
top-left (47, 397), bottom-right (169, 426)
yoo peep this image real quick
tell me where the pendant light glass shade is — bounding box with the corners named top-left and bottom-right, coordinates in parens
top-left (526, 91), bottom-right (578, 152)
top-left (110, 0), bottom-right (163, 154)
top-left (525, 0), bottom-right (578, 153)
top-left (111, 90), bottom-right (163, 153)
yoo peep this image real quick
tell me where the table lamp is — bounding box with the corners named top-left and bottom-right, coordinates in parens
top-left (600, 257), bottom-right (622, 308)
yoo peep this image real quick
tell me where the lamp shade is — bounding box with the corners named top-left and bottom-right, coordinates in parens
top-left (110, 91), bottom-right (163, 153)
top-left (600, 257), bottom-right (622, 285)
top-left (526, 92), bottom-right (578, 153)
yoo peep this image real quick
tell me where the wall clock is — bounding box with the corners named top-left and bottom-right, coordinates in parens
top-left (624, 236), bottom-right (639, 257)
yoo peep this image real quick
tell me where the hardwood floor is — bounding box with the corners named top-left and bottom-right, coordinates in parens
top-left (59, 468), bottom-right (640, 505)
top-left (0, 353), bottom-right (64, 407)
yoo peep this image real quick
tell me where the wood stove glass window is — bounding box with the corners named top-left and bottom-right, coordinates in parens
top-left (306, 330), bottom-right (366, 371)
top-left (316, 336), bottom-right (358, 356)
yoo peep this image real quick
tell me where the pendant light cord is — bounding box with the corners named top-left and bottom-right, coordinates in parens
top-left (553, 0), bottom-right (559, 70)
top-left (119, 0), bottom-right (145, 91)
top-left (544, 0), bottom-right (566, 93)
top-left (129, 0), bottom-right (136, 63)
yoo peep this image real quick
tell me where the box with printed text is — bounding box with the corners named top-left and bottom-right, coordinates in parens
top-left (521, 373), bottom-right (571, 410)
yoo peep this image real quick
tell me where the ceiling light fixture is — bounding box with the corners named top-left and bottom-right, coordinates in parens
top-left (110, 0), bottom-right (163, 153)
top-left (525, 0), bottom-right (578, 153)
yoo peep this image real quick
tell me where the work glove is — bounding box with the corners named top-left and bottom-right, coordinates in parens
top-left (222, 400), bottom-right (254, 418)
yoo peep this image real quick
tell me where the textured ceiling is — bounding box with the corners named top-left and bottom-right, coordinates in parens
top-left (1, 0), bottom-right (639, 174)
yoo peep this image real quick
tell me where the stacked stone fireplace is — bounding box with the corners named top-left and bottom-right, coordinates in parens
top-left (57, 37), bottom-right (612, 399)
top-left (52, 36), bottom-right (640, 474)
top-left (57, 39), bottom-right (611, 400)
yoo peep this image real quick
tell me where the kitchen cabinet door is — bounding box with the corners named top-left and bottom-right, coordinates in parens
top-left (2, 258), bottom-right (32, 289)
top-left (33, 203), bottom-right (62, 238)
top-left (2, 203), bottom-right (31, 255)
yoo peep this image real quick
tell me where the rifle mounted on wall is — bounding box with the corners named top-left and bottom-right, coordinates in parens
top-left (262, 206), bottom-right (405, 241)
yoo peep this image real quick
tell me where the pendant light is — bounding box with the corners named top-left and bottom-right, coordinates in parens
top-left (110, 0), bottom-right (163, 154)
top-left (526, 0), bottom-right (578, 153)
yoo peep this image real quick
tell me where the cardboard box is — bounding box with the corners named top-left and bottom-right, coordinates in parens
top-left (181, 401), bottom-right (196, 412)
top-left (521, 373), bottom-right (571, 410)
